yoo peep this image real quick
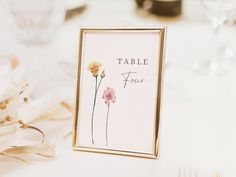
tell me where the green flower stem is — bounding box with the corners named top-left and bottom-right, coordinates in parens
top-left (91, 76), bottom-right (98, 144)
top-left (96, 77), bottom-right (103, 91)
top-left (91, 76), bottom-right (104, 144)
top-left (105, 104), bottom-right (110, 147)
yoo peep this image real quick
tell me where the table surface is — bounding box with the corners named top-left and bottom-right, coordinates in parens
top-left (0, 0), bottom-right (236, 177)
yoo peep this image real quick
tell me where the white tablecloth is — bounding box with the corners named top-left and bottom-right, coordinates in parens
top-left (0, 0), bottom-right (236, 176)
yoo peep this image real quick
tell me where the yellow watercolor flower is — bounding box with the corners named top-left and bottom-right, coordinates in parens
top-left (88, 62), bottom-right (101, 76)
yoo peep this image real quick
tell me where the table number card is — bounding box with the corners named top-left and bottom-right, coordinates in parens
top-left (73, 27), bottom-right (166, 158)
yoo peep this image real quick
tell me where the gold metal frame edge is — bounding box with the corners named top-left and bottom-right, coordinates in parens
top-left (72, 27), bottom-right (167, 159)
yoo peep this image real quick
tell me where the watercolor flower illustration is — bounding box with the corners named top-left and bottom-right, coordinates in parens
top-left (88, 61), bottom-right (105, 144)
top-left (88, 62), bottom-right (101, 76)
top-left (102, 87), bottom-right (116, 146)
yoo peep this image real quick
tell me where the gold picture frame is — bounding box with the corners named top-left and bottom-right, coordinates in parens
top-left (73, 27), bottom-right (166, 159)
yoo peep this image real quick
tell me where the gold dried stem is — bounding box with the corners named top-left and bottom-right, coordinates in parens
top-left (0, 129), bottom-right (17, 137)
top-left (63, 131), bottom-right (72, 140)
top-left (60, 101), bottom-right (74, 113)
top-left (0, 99), bottom-right (10, 110)
top-left (18, 120), bottom-right (45, 143)
top-left (1, 142), bottom-right (55, 159)
top-left (0, 152), bottom-right (28, 163)
top-left (0, 120), bottom-right (18, 127)
top-left (0, 83), bottom-right (29, 114)
top-left (0, 121), bottom-right (55, 162)
top-left (28, 111), bottom-right (69, 124)
top-left (3, 143), bottom-right (55, 158)
top-left (28, 101), bottom-right (73, 124)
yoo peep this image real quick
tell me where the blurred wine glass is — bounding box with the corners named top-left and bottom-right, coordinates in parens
top-left (202, 0), bottom-right (236, 32)
top-left (7, 0), bottom-right (65, 46)
top-left (192, 0), bottom-right (236, 74)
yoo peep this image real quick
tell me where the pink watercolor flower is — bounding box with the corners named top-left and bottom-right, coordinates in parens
top-left (102, 87), bottom-right (116, 105)
top-left (103, 87), bottom-right (116, 147)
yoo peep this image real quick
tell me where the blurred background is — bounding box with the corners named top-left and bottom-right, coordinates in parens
top-left (0, 0), bottom-right (236, 177)
top-left (0, 0), bottom-right (236, 74)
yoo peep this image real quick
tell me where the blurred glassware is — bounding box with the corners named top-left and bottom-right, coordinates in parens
top-left (178, 168), bottom-right (198, 177)
top-left (192, 0), bottom-right (236, 74)
top-left (202, 0), bottom-right (236, 32)
top-left (65, 1), bottom-right (87, 21)
top-left (135, 0), bottom-right (145, 8)
top-left (135, 0), bottom-right (182, 16)
top-left (7, 0), bottom-right (65, 46)
top-left (149, 0), bottom-right (182, 16)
